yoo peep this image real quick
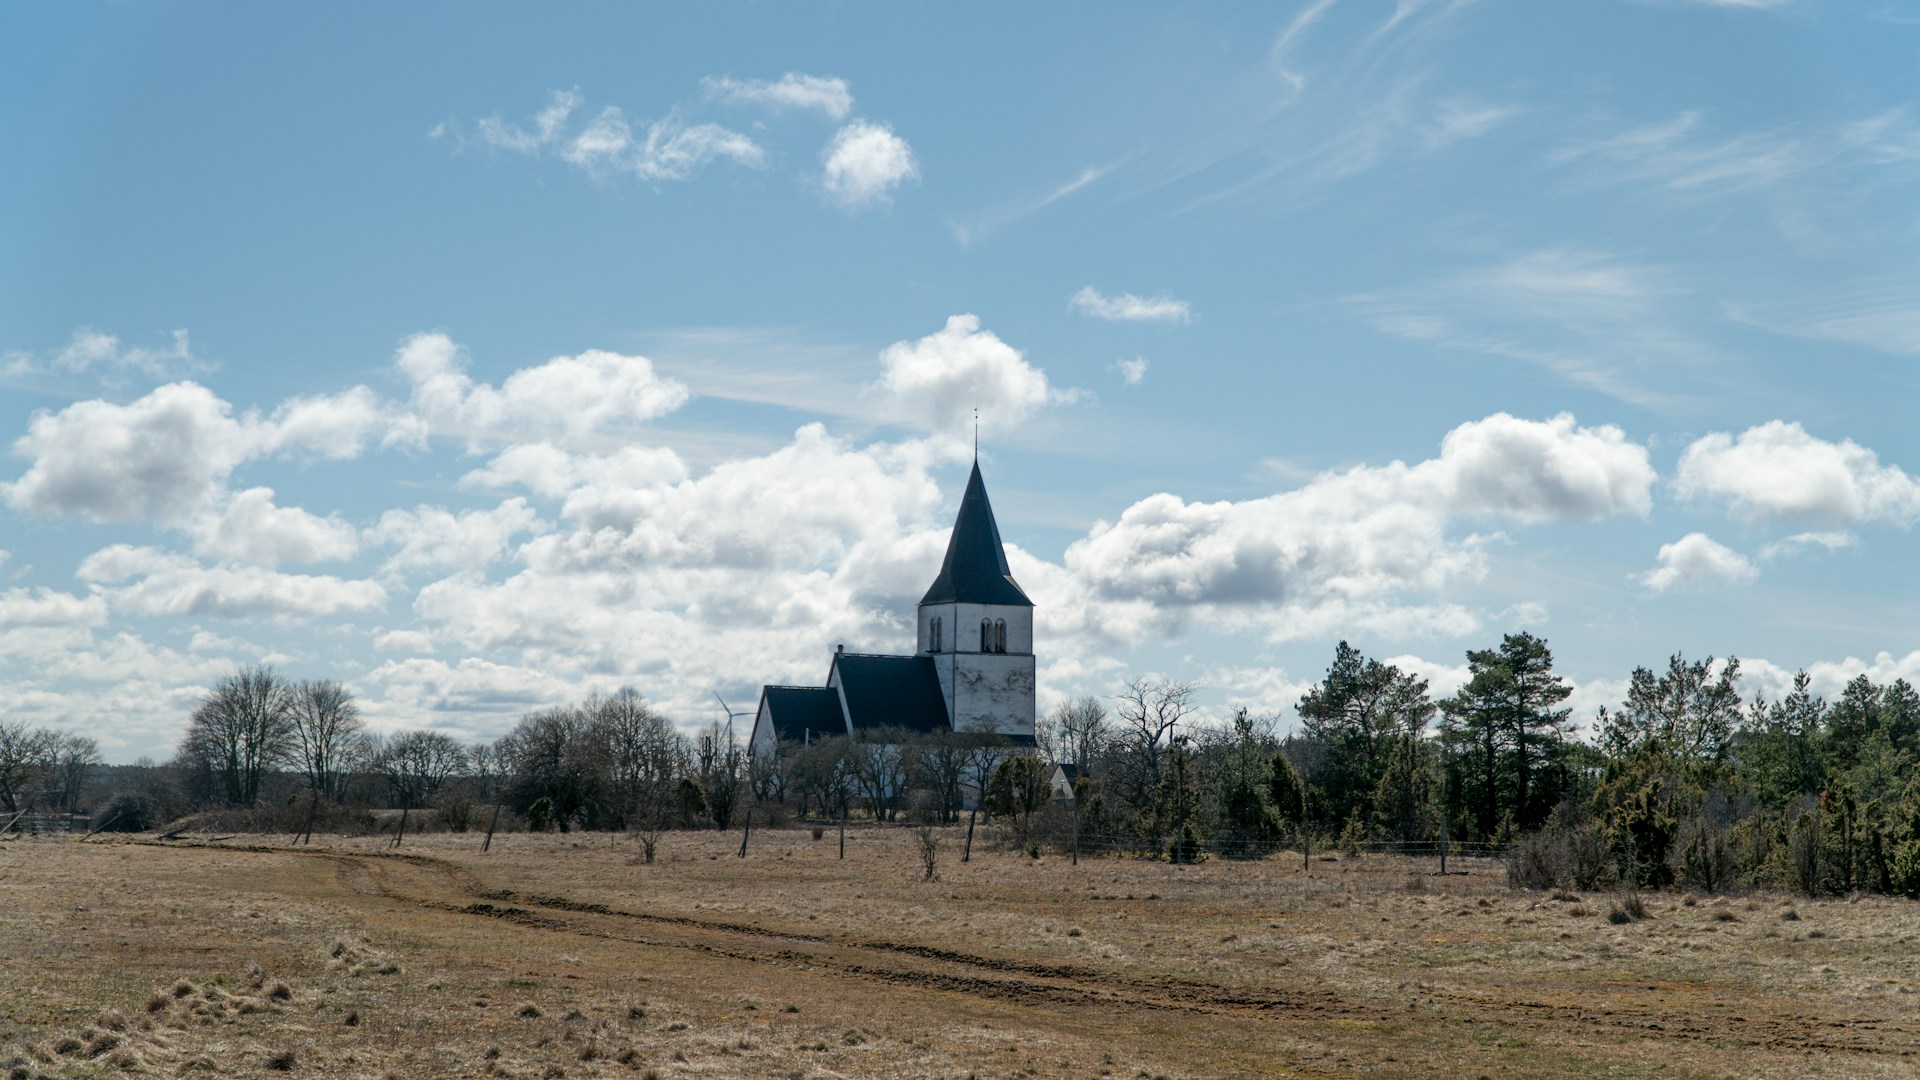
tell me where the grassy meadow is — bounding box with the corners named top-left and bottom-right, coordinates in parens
top-left (2, 825), bottom-right (1915, 1078)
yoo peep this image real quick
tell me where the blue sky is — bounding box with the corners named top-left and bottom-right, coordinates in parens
top-left (5, 0), bottom-right (1920, 761)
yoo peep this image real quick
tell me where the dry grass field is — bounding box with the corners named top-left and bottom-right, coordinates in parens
top-left (3, 824), bottom-right (1917, 1079)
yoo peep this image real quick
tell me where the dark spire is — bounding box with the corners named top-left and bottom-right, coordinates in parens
top-left (918, 460), bottom-right (1033, 607)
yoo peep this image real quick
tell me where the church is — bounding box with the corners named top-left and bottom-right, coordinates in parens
top-left (749, 458), bottom-right (1037, 756)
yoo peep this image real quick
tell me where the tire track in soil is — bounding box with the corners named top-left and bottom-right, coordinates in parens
top-left (142, 840), bottom-right (1916, 1061)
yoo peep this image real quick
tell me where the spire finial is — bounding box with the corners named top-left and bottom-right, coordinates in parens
top-left (973, 406), bottom-right (979, 460)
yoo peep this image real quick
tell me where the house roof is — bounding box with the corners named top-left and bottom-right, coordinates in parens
top-left (831, 653), bottom-right (952, 735)
top-left (917, 460), bottom-right (1033, 608)
top-left (1053, 763), bottom-right (1079, 782)
top-left (758, 685), bottom-right (847, 743)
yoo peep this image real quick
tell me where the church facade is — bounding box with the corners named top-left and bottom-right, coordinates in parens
top-left (749, 460), bottom-right (1036, 757)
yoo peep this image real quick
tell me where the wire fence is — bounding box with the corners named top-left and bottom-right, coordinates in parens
top-left (1054, 830), bottom-right (1507, 860)
top-left (768, 814), bottom-right (1506, 862)
top-left (2, 812), bottom-right (83, 838)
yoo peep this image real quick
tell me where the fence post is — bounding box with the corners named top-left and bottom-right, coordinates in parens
top-left (1440, 815), bottom-right (1449, 877)
top-left (838, 803), bottom-right (847, 860)
top-left (737, 805), bottom-right (752, 858)
top-left (963, 808), bottom-right (977, 863)
top-left (295, 793), bottom-right (319, 846)
top-left (482, 802), bottom-right (503, 853)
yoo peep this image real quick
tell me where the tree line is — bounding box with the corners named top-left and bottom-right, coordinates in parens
top-left (0, 719), bottom-right (101, 818)
top-left (18, 637), bottom-right (1920, 899)
top-left (1023, 634), bottom-right (1920, 898)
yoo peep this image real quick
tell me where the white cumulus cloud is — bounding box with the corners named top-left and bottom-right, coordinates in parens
top-left (1064, 413), bottom-right (1655, 633)
top-left (1432, 412), bottom-right (1655, 522)
top-left (372, 498), bottom-right (546, 575)
top-left (1637, 532), bottom-right (1759, 592)
top-left (261, 385), bottom-right (399, 459)
top-left (822, 121), bottom-right (919, 210)
top-left (395, 333), bottom-right (691, 449)
top-left (1675, 421), bottom-right (1920, 525)
top-left (4, 382), bottom-right (258, 524)
top-left (872, 315), bottom-right (1069, 436)
top-left (0, 587), bottom-right (110, 630)
top-left (77, 545), bottom-right (388, 620)
top-left (189, 487), bottom-right (360, 567)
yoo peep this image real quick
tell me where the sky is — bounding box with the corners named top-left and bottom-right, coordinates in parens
top-left (4, 0), bottom-right (1920, 763)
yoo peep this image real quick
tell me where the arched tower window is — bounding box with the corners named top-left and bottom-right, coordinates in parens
top-left (980, 618), bottom-right (992, 653)
top-left (994, 619), bottom-right (1007, 653)
top-left (929, 616), bottom-right (942, 652)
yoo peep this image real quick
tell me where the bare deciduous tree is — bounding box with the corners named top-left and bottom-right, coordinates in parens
top-left (47, 732), bottom-right (101, 813)
top-left (696, 721), bottom-right (746, 830)
top-left (1112, 676), bottom-right (1198, 809)
top-left (1042, 695), bottom-right (1110, 773)
top-left (911, 731), bottom-right (970, 824)
top-left (498, 707), bottom-right (603, 831)
top-left (851, 729), bottom-right (909, 823)
top-left (289, 680), bottom-right (369, 802)
top-left (590, 687), bottom-right (685, 861)
top-left (0, 719), bottom-right (56, 815)
top-left (378, 730), bottom-right (469, 808)
top-left (181, 666), bottom-right (296, 806)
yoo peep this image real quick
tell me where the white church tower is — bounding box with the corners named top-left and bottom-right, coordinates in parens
top-left (915, 459), bottom-right (1036, 741)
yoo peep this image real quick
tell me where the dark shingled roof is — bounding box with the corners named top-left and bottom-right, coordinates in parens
top-left (759, 685), bottom-right (847, 744)
top-left (833, 653), bottom-right (952, 735)
top-left (918, 460), bottom-right (1033, 608)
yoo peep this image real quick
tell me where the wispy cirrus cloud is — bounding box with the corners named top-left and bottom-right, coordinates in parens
top-left (1547, 108), bottom-right (1920, 205)
top-left (437, 79), bottom-right (918, 205)
top-left (948, 161), bottom-right (1122, 248)
top-left (1136, 0), bottom-right (1496, 215)
top-left (1647, 0), bottom-right (1787, 9)
top-left (1727, 281), bottom-right (1920, 356)
top-left (1070, 286), bottom-right (1193, 324)
top-left (456, 88), bottom-right (764, 184)
top-left (1350, 249), bottom-right (1719, 408)
top-left (467, 89), bottom-right (582, 154)
top-left (2, 327), bottom-right (206, 389)
top-left (561, 107), bottom-right (767, 182)
top-left (1426, 98), bottom-right (1522, 146)
top-left (703, 73), bottom-right (853, 119)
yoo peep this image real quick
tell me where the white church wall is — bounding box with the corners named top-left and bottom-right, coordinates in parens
top-left (950, 652), bottom-right (1037, 739)
top-left (919, 602), bottom-right (1032, 655)
top-left (750, 697), bottom-right (776, 759)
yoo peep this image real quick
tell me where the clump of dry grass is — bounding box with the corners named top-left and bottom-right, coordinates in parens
top-left (1607, 893), bottom-right (1649, 924)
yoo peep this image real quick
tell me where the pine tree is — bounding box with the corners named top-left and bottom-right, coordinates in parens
top-left (1295, 642), bottom-right (1433, 831)
top-left (1440, 633), bottom-right (1573, 836)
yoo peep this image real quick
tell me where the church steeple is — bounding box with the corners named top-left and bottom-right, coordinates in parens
top-left (918, 460), bottom-right (1033, 608)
